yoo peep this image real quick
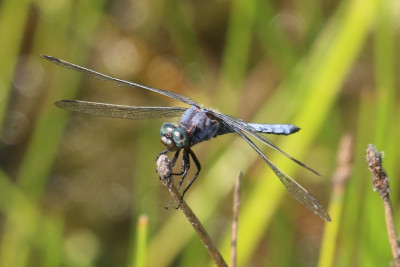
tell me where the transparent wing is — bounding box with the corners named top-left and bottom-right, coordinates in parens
top-left (41, 55), bottom-right (198, 107)
top-left (233, 127), bottom-right (331, 222)
top-left (210, 110), bottom-right (320, 175)
top-left (56, 100), bottom-right (187, 120)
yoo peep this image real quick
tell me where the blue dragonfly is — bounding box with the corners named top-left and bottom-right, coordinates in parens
top-left (42, 55), bottom-right (331, 222)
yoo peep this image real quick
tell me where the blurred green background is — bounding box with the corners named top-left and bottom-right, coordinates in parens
top-left (0, 0), bottom-right (398, 266)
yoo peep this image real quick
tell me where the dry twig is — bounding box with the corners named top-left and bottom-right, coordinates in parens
top-left (230, 172), bottom-right (242, 267)
top-left (366, 144), bottom-right (400, 266)
top-left (332, 134), bottom-right (353, 191)
top-left (156, 154), bottom-right (228, 267)
top-left (318, 134), bottom-right (353, 267)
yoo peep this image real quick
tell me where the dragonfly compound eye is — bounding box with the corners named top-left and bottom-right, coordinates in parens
top-left (171, 128), bottom-right (189, 148)
top-left (160, 122), bottom-right (176, 136)
top-left (160, 123), bottom-right (188, 150)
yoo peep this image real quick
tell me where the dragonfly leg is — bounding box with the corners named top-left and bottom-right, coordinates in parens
top-left (165, 149), bottom-right (190, 209)
top-left (164, 197), bottom-right (174, 210)
top-left (176, 149), bottom-right (190, 191)
top-left (161, 149), bottom-right (185, 176)
top-left (170, 150), bottom-right (181, 170)
top-left (175, 149), bottom-right (201, 209)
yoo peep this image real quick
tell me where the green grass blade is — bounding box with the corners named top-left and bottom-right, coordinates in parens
top-left (217, 0), bottom-right (258, 113)
top-left (0, 171), bottom-right (39, 267)
top-left (0, 0), bottom-right (32, 127)
top-left (132, 215), bottom-right (148, 267)
top-left (41, 216), bottom-right (64, 267)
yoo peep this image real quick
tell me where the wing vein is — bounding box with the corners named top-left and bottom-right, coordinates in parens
top-left (232, 128), bottom-right (331, 221)
top-left (55, 100), bottom-right (187, 120)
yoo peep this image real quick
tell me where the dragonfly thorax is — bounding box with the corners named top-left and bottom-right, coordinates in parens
top-left (160, 122), bottom-right (189, 151)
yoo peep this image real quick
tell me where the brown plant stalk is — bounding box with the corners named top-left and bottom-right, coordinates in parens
top-left (156, 154), bottom-right (228, 267)
top-left (366, 144), bottom-right (400, 266)
top-left (230, 172), bottom-right (242, 267)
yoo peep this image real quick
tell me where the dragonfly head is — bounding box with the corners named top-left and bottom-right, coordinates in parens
top-left (160, 122), bottom-right (189, 151)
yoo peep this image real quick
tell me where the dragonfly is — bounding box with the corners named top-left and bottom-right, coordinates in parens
top-left (42, 55), bottom-right (331, 222)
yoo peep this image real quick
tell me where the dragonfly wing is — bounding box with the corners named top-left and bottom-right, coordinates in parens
top-left (41, 55), bottom-right (198, 107)
top-left (233, 127), bottom-right (331, 221)
top-left (56, 100), bottom-right (187, 120)
top-left (210, 111), bottom-right (320, 176)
